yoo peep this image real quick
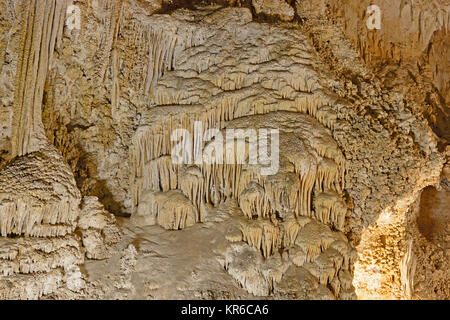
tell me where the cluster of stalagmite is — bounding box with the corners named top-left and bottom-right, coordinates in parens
top-left (0, 235), bottom-right (83, 277)
top-left (0, 234), bottom-right (84, 299)
top-left (0, 0), bottom-right (446, 300)
top-left (0, 146), bottom-right (82, 299)
top-left (222, 243), bottom-right (290, 297)
top-left (224, 201), bottom-right (357, 299)
top-left (222, 218), bottom-right (357, 299)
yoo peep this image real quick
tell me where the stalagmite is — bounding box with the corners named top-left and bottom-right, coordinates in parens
top-left (223, 243), bottom-right (271, 296)
top-left (156, 190), bottom-right (198, 230)
top-left (133, 189), bottom-right (199, 230)
top-left (400, 239), bottom-right (417, 299)
top-left (158, 195), bottom-right (197, 230)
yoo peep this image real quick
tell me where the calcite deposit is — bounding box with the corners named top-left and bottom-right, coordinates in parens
top-left (0, 0), bottom-right (448, 300)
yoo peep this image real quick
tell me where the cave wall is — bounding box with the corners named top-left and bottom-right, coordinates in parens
top-left (0, 0), bottom-right (447, 299)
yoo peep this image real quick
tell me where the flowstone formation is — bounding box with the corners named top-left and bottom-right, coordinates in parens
top-left (0, 0), bottom-right (448, 300)
top-left (0, 144), bottom-right (121, 298)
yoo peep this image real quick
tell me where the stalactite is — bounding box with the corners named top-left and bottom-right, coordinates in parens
top-left (294, 220), bottom-right (343, 262)
top-left (0, 147), bottom-right (81, 237)
top-left (329, 240), bottom-right (357, 270)
top-left (144, 27), bottom-right (178, 95)
top-left (240, 221), bottom-right (263, 254)
top-left (100, 0), bottom-right (123, 83)
top-left (134, 190), bottom-right (198, 230)
top-left (132, 156), bottom-right (178, 207)
top-left (130, 110), bottom-right (348, 241)
top-left (179, 165), bottom-right (205, 214)
top-left (237, 210), bottom-right (348, 263)
top-left (11, 0), bottom-right (68, 157)
top-left (281, 217), bottom-right (302, 248)
top-left (317, 157), bottom-right (342, 193)
top-left (260, 172), bottom-right (300, 217)
top-left (240, 220), bottom-right (282, 258)
top-left (0, 197), bottom-right (79, 237)
top-left (238, 182), bottom-right (267, 219)
top-left (129, 99), bottom-right (346, 212)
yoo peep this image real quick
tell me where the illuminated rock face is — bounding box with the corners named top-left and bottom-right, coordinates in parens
top-left (0, 1), bottom-right (447, 299)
